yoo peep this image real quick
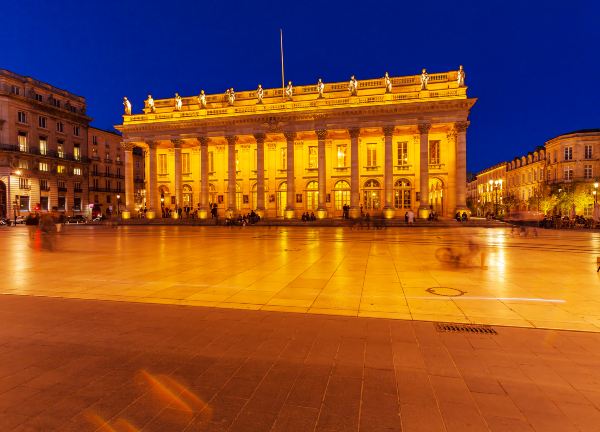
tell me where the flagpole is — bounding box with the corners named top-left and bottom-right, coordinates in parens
top-left (280, 28), bottom-right (285, 101)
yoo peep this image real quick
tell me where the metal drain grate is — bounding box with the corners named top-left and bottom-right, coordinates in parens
top-left (435, 322), bottom-right (497, 335)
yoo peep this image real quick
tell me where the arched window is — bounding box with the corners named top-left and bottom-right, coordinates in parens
top-left (276, 182), bottom-right (287, 217)
top-left (429, 178), bottom-right (444, 214)
top-left (159, 185), bottom-right (170, 206)
top-left (208, 183), bottom-right (217, 206)
top-left (306, 181), bottom-right (319, 211)
top-left (334, 180), bottom-right (350, 210)
top-left (394, 178), bottom-right (412, 209)
top-left (363, 179), bottom-right (381, 211)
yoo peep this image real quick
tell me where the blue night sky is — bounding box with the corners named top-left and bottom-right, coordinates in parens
top-left (1, 0), bottom-right (598, 173)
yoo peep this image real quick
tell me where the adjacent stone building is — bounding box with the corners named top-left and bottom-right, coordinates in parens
top-left (116, 69), bottom-right (476, 219)
top-left (0, 69), bottom-right (91, 219)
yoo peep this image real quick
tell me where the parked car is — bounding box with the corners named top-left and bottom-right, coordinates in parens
top-left (65, 215), bottom-right (87, 224)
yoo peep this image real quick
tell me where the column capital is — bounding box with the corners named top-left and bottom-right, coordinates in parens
top-left (348, 128), bottom-right (360, 139)
top-left (146, 140), bottom-right (158, 149)
top-left (315, 129), bottom-right (328, 140)
top-left (284, 131), bottom-right (296, 141)
top-left (198, 136), bottom-right (210, 146)
top-left (382, 125), bottom-right (395, 137)
top-left (225, 135), bottom-right (238, 145)
top-left (120, 141), bottom-right (135, 152)
top-left (418, 123), bottom-right (432, 134)
top-left (253, 132), bottom-right (266, 143)
top-left (454, 121), bottom-right (470, 133)
top-left (171, 139), bottom-right (184, 148)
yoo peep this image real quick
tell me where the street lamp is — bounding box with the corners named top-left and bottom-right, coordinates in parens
top-left (488, 179), bottom-right (500, 217)
top-left (116, 194), bottom-right (121, 215)
top-left (594, 182), bottom-right (599, 205)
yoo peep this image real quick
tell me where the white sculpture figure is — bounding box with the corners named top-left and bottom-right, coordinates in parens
top-left (317, 78), bottom-right (324, 98)
top-left (457, 65), bottom-right (466, 87)
top-left (285, 81), bottom-right (293, 101)
top-left (420, 68), bottom-right (429, 90)
top-left (348, 75), bottom-right (358, 96)
top-left (256, 84), bottom-right (264, 104)
top-left (174, 93), bottom-right (182, 111)
top-left (146, 94), bottom-right (155, 113)
top-left (384, 72), bottom-right (392, 93)
top-left (198, 90), bottom-right (207, 108)
top-left (228, 88), bottom-right (235, 105)
top-left (123, 97), bottom-right (132, 115)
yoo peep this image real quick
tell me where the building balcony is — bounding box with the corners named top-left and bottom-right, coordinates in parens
top-left (395, 164), bottom-right (412, 171)
top-left (364, 165), bottom-right (380, 171)
top-left (40, 186), bottom-right (51, 192)
top-left (58, 187), bottom-right (67, 192)
top-left (428, 163), bottom-right (445, 170)
top-left (74, 188), bottom-right (83, 193)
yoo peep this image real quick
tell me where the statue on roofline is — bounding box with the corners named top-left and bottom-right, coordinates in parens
top-left (384, 72), bottom-right (392, 93)
top-left (174, 93), bottom-right (182, 111)
top-left (198, 90), bottom-right (207, 108)
top-left (457, 65), bottom-right (466, 87)
top-left (420, 68), bottom-right (429, 90)
top-left (348, 75), bottom-right (358, 96)
top-left (285, 81), bottom-right (293, 101)
top-left (226, 88), bottom-right (235, 105)
top-left (317, 78), bottom-right (324, 98)
top-left (256, 84), bottom-right (264, 104)
top-left (123, 97), bottom-right (132, 115)
top-left (146, 94), bottom-right (155, 113)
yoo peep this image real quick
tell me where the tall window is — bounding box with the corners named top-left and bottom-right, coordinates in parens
top-left (397, 142), bottom-right (408, 165)
top-left (564, 165), bottom-right (573, 180)
top-left (366, 143), bottom-right (377, 166)
top-left (40, 179), bottom-right (49, 191)
top-left (394, 179), bottom-right (412, 209)
top-left (336, 144), bottom-right (347, 167)
top-left (182, 153), bottom-right (190, 173)
top-left (57, 141), bottom-right (64, 158)
top-left (305, 181), bottom-right (319, 210)
top-left (564, 146), bottom-right (573, 161)
top-left (333, 180), bottom-right (350, 210)
top-left (308, 146), bottom-right (318, 168)
top-left (92, 135), bottom-right (98, 145)
top-left (56, 122), bottom-right (64, 133)
top-left (73, 126), bottom-right (80, 136)
top-left (74, 167), bottom-right (82, 176)
top-left (18, 133), bottom-right (28, 152)
top-left (38, 116), bottom-right (47, 128)
top-left (105, 165), bottom-right (110, 175)
top-left (585, 145), bottom-right (593, 159)
top-left (35, 93), bottom-right (43, 102)
top-left (159, 154), bottom-right (167, 174)
top-left (429, 140), bottom-right (440, 164)
top-left (74, 144), bottom-right (80, 161)
top-left (19, 178), bottom-right (29, 189)
top-left (57, 165), bottom-right (66, 174)
top-left (280, 148), bottom-right (287, 170)
top-left (584, 164), bottom-right (593, 179)
top-left (17, 111), bottom-right (27, 123)
top-left (39, 162), bottom-right (49, 172)
top-left (39, 137), bottom-right (47, 155)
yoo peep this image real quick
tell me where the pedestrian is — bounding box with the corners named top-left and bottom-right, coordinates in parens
top-left (407, 209), bottom-right (415, 225)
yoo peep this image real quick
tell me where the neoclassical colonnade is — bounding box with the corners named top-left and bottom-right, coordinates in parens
top-left (121, 121), bottom-right (469, 219)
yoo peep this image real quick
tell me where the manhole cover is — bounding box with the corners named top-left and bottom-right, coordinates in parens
top-left (435, 322), bottom-right (497, 335)
top-left (426, 287), bottom-right (466, 297)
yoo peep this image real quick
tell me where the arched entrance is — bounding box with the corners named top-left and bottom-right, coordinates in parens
top-left (208, 183), bottom-right (217, 206)
top-left (0, 181), bottom-right (6, 219)
top-left (394, 178), bottom-right (412, 210)
top-left (429, 178), bottom-right (444, 215)
top-left (182, 184), bottom-right (193, 208)
top-left (363, 179), bottom-right (381, 212)
top-left (334, 180), bottom-right (350, 212)
top-left (276, 182), bottom-right (287, 217)
top-left (305, 181), bottom-right (318, 211)
top-left (159, 185), bottom-right (170, 207)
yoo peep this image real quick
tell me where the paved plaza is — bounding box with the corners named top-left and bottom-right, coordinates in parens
top-left (1, 225), bottom-right (600, 331)
top-left (2, 225), bottom-right (600, 431)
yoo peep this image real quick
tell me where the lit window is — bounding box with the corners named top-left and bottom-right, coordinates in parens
top-left (337, 144), bottom-right (347, 167)
top-left (39, 137), bottom-right (47, 155)
top-left (367, 143), bottom-right (377, 166)
top-left (308, 146), bottom-right (317, 168)
top-left (18, 133), bottom-right (28, 152)
top-left (57, 165), bottom-right (66, 174)
top-left (57, 142), bottom-right (64, 158)
top-left (159, 154), bottom-right (168, 174)
top-left (74, 167), bottom-right (82, 176)
top-left (39, 162), bottom-right (49, 172)
top-left (397, 142), bottom-right (408, 165)
top-left (182, 153), bottom-right (190, 173)
top-left (74, 144), bottom-right (81, 161)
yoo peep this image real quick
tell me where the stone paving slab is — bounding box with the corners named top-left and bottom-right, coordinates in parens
top-left (2, 295), bottom-right (600, 431)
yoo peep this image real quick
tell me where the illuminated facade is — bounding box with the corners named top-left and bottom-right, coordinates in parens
top-left (0, 69), bottom-right (90, 219)
top-left (467, 163), bottom-right (506, 216)
top-left (506, 147), bottom-right (546, 211)
top-left (116, 70), bottom-right (476, 219)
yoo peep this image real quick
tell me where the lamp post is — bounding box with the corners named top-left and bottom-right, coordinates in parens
top-left (594, 182), bottom-right (599, 205)
top-left (488, 179), bottom-right (501, 217)
top-left (116, 194), bottom-right (121, 216)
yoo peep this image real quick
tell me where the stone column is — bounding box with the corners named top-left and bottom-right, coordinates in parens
top-left (198, 136), bottom-right (210, 219)
top-left (454, 121), bottom-right (469, 214)
top-left (284, 131), bottom-right (296, 219)
top-left (172, 139), bottom-right (183, 217)
top-left (349, 128), bottom-right (361, 219)
top-left (417, 122), bottom-right (431, 219)
top-left (383, 125), bottom-right (395, 219)
top-left (254, 133), bottom-right (266, 217)
top-left (316, 128), bottom-right (328, 219)
top-left (146, 141), bottom-right (158, 218)
top-left (226, 135), bottom-right (237, 216)
top-left (121, 141), bottom-right (135, 219)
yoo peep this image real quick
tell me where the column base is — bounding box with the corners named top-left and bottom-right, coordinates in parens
top-left (382, 207), bottom-right (395, 219)
top-left (255, 208), bottom-right (265, 219)
top-left (417, 206), bottom-right (431, 219)
top-left (454, 206), bottom-right (470, 216)
top-left (146, 210), bottom-right (156, 219)
top-left (316, 208), bottom-right (327, 219)
top-left (284, 209), bottom-right (295, 220)
top-left (121, 210), bottom-right (131, 220)
top-left (349, 206), bottom-right (361, 219)
top-left (197, 208), bottom-right (209, 219)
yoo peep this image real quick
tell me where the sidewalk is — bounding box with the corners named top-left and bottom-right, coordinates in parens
top-left (1, 294), bottom-right (599, 432)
